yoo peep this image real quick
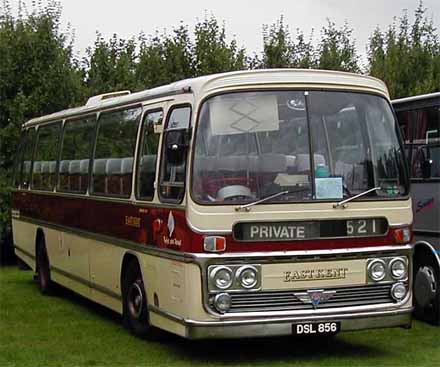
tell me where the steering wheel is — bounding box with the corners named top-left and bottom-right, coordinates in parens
top-left (216, 185), bottom-right (254, 201)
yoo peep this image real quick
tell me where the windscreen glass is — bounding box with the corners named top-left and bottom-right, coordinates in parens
top-left (192, 91), bottom-right (408, 204)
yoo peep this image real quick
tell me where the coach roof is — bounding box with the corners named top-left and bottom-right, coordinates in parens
top-left (24, 69), bottom-right (388, 127)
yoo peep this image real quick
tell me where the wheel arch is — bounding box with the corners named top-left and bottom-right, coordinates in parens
top-left (35, 227), bottom-right (46, 270)
top-left (413, 241), bottom-right (440, 271)
top-left (120, 251), bottom-right (147, 295)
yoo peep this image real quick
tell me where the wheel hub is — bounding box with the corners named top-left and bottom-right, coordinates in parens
top-left (415, 266), bottom-right (437, 308)
top-left (128, 282), bottom-right (144, 319)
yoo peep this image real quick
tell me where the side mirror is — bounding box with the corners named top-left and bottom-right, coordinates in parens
top-left (166, 129), bottom-right (191, 165)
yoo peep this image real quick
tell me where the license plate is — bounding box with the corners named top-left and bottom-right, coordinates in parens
top-left (292, 322), bottom-right (341, 335)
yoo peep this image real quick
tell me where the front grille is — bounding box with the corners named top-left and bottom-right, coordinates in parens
top-left (227, 283), bottom-right (395, 313)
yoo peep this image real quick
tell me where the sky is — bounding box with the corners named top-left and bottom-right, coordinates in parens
top-left (8, 0), bottom-right (440, 63)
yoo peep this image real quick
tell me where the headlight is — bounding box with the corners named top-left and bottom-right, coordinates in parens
top-left (236, 266), bottom-right (258, 289)
top-left (389, 258), bottom-right (407, 280)
top-left (391, 283), bottom-right (407, 301)
top-left (214, 293), bottom-right (231, 313)
top-left (368, 259), bottom-right (386, 281)
top-left (210, 266), bottom-right (233, 289)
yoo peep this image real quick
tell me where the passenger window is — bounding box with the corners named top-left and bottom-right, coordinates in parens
top-left (137, 110), bottom-right (162, 200)
top-left (159, 106), bottom-right (191, 202)
top-left (92, 107), bottom-right (141, 197)
top-left (32, 123), bottom-right (61, 191)
top-left (59, 116), bottom-right (96, 193)
top-left (13, 132), bottom-right (27, 188)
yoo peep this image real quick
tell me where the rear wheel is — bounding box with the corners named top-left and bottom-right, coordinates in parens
top-left (36, 239), bottom-right (53, 295)
top-left (414, 255), bottom-right (440, 325)
top-left (122, 260), bottom-right (152, 338)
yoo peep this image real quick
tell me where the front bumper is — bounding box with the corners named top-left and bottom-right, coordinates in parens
top-left (184, 307), bottom-right (412, 339)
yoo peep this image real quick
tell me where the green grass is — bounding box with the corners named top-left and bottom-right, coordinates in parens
top-left (0, 266), bottom-right (439, 367)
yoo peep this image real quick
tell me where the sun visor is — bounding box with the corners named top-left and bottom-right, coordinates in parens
top-left (209, 95), bottom-right (279, 135)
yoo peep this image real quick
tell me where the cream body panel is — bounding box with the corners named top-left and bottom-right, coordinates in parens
top-left (187, 198), bottom-right (413, 233)
top-left (12, 219), bottom-right (37, 270)
top-left (89, 239), bottom-right (125, 299)
top-left (149, 313), bottom-right (187, 337)
top-left (63, 232), bottom-right (90, 296)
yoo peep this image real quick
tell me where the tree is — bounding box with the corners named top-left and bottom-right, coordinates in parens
top-left (261, 16), bottom-right (293, 68)
top-left (317, 20), bottom-right (359, 72)
top-left (0, 0), bottom-right (84, 262)
top-left (136, 24), bottom-right (195, 90)
top-left (85, 34), bottom-right (138, 95)
top-left (193, 15), bottom-right (247, 75)
top-left (367, 1), bottom-right (440, 98)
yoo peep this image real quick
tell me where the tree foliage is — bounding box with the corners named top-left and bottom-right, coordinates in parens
top-left (0, 0), bottom-right (83, 260)
top-left (367, 2), bottom-right (440, 98)
top-left (0, 0), bottom-right (439, 259)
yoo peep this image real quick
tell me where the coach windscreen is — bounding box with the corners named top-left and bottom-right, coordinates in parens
top-left (191, 90), bottom-right (408, 205)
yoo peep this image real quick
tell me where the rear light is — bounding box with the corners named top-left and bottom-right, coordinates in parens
top-left (204, 236), bottom-right (226, 252)
top-left (393, 227), bottom-right (411, 244)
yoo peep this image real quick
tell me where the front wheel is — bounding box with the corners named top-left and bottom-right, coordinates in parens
top-left (414, 258), bottom-right (440, 325)
top-left (122, 260), bottom-right (153, 338)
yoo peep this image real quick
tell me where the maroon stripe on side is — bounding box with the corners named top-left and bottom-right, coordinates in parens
top-left (12, 191), bottom-right (402, 254)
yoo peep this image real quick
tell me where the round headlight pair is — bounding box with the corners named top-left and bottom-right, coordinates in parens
top-left (368, 258), bottom-right (408, 282)
top-left (389, 258), bottom-right (407, 280)
top-left (236, 266), bottom-right (258, 289)
top-left (210, 265), bottom-right (258, 290)
top-left (368, 259), bottom-right (387, 281)
top-left (210, 266), bottom-right (233, 289)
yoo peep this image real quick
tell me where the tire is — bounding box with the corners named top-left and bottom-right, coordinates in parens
top-left (122, 259), bottom-right (153, 338)
top-left (36, 239), bottom-right (53, 295)
top-left (414, 255), bottom-right (440, 326)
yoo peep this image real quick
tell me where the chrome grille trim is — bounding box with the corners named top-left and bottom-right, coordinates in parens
top-left (226, 284), bottom-right (395, 313)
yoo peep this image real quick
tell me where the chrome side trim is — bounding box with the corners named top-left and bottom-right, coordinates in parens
top-left (50, 266), bottom-right (122, 301)
top-left (190, 245), bottom-right (413, 261)
top-left (14, 245), bottom-right (35, 260)
top-left (149, 304), bottom-right (186, 325)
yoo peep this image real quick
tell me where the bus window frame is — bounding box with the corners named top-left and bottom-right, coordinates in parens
top-left (17, 127), bottom-right (37, 190)
top-left (89, 103), bottom-right (143, 200)
top-left (57, 114), bottom-right (97, 195)
top-left (135, 107), bottom-right (164, 202)
top-left (30, 121), bottom-right (62, 192)
top-left (13, 130), bottom-right (27, 189)
top-left (158, 103), bottom-right (192, 204)
top-left (393, 99), bottom-right (440, 184)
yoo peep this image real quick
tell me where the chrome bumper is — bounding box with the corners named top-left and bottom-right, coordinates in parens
top-left (184, 307), bottom-right (412, 339)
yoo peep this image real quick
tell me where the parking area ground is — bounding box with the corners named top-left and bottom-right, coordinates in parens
top-left (0, 266), bottom-right (438, 367)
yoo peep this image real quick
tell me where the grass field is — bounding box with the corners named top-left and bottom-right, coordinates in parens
top-left (0, 266), bottom-right (439, 367)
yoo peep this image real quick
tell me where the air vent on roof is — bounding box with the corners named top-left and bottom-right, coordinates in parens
top-left (86, 90), bottom-right (131, 106)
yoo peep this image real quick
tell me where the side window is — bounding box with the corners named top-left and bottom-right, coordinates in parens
top-left (92, 107), bottom-right (141, 197)
top-left (159, 106), bottom-right (191, 202)
top-left (137, 110), bottom-right (162, 200)
top-left (59, 116), bottom-right (96, 193)
top-left (411, 107), bottom-right (440, 179)
top-left (13, 132), bottom-right (27, 188)
top-left (19, 128), bottom-right (36, 189)
top-left (32, 123), bottom-right (61, 191)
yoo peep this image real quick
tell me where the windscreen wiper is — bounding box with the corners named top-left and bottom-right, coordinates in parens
top-left (235, 187), bottom-right (309, 212)
top-left (333, 186), bottom-right (381, 209)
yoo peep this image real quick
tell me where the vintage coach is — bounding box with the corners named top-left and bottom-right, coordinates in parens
top-left (12, 69), bottom-right (413, 339)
